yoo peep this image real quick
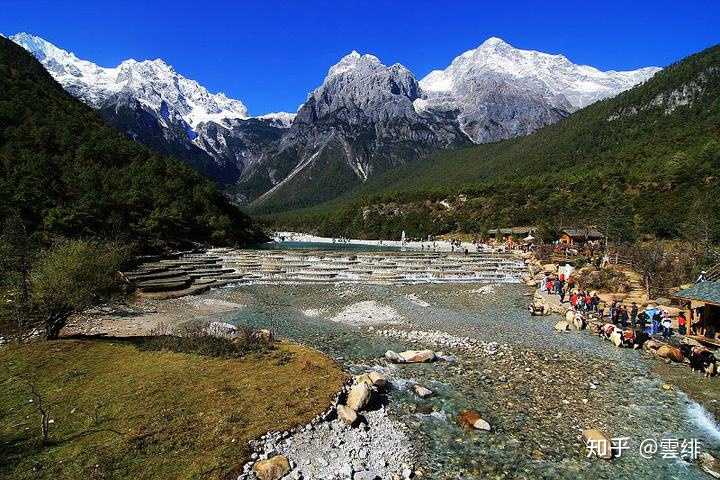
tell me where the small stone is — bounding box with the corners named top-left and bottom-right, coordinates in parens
top-left (582, 429), bottom-right (613, 460)
top-left (398, 350), bottom-right (436, 363)
top-left (253, 455), bottom-right (291, 480)
top-left (413, 384), bottom-right (433, 398)
top-left (699, 452), bottom-right (720, 478)
top-left (458, 410), bottom-right (491, 431)
top-left (368, 371), bottom-right (387, 388)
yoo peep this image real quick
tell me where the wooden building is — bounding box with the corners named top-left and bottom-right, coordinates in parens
top-left (558, 228), bottom-right (605, 245)
top-left (675, 281), bottom-right (720, 343)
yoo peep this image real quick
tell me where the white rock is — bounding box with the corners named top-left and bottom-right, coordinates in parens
top-left (413, 385), bottom-right (433, 398)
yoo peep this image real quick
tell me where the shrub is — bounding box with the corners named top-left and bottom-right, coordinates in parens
top-left (138, 320), bottom-right (273, 358)
top-left (31, 240), bottom-right (130, 339)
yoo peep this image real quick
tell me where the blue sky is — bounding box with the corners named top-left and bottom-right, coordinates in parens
top-left (3, 0), bottom-right (719, 115)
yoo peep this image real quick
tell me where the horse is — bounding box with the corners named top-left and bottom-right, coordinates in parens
top-left (680, 344), bottom-right (717, 377)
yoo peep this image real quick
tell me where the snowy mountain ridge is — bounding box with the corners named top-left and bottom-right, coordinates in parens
top-left (420, 37), bottom-right (660, 110)
top-left (10, 32), bottom-right (662, 207)
top-left (417, 37), bottom-right (661, 142)
top-left (10, 32), bottom-right (252, 130)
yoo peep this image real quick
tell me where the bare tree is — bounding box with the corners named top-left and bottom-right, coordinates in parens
top-left (29, 383), bottom-right (50, 445)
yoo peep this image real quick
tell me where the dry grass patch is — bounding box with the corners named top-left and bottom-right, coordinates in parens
top-left (0, 339), bottom-right (345, 479)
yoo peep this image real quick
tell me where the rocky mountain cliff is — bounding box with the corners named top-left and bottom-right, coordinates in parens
top-left (9, 32), bottom-right (291, 185)
top-left (418, 37), bottom-right (661, 142)
top-left (10, 33), bottom-right (660, 209)
top-left (240, 51), bottom-right (469, 209)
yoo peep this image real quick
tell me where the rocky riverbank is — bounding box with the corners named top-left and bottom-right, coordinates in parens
top-left (239, 378), bottom-right (417, 480)
top-left (61, 249), bottom-right (720, 479)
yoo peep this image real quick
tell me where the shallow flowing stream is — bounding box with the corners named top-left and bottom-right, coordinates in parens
top-left (198, 247), bottom-right (719, 479)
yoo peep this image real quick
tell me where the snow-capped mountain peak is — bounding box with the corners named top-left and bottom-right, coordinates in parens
top-left (10, 32), bottom-right (250, 128)
top-left (416, 36), bottom-right (661, 143)
top-left (420, 37), bottom-right (661, 111)
top-left (326, 50), bottom-right (384, 79)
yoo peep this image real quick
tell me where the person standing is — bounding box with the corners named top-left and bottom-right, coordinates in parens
top-left (652, 311), bottom-right (662, 335)
top-left (610, 301), bottom-right (618, 324)
top-left (677, 311), bottom-right (687, 336)
top-left (584, 292), bottom-right (592, 313)
top-left (619, 306), bottom-right (629, 329)
top-left (630, 303), bottom-right (638, 328)
top-left (662, 312), bottom-right (673, 339)
top-left (539, 274), bottom-right (548, 293)
top-left (637, 310), bottom-right (647, 332)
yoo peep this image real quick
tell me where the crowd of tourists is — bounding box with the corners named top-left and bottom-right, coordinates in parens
top-left (539, 273), bottom-right (686, 339)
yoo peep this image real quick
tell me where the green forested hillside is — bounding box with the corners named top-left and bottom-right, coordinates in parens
top-left (0, 37), bottom-right (263, 249)
top-left (263, 43), bottom-right (720, 242)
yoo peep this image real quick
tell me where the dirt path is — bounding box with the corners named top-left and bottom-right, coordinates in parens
top-left (61, 295), bottom-right (246, 337)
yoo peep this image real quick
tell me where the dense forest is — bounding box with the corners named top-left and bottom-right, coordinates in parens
top-left (0, 36), bottom-right (264, 250)
top-left (260, 44), bottom-right (720, 243)
top-left (0, 37), bottom-right (265, 338)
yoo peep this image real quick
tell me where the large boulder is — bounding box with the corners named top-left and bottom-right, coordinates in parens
top-left (458, 410), bottom-right (491, 431)
top-left (385, 350), bottom-right (404, 363)
top-left (253, 455), bottom-right (290, 480)
top-left (337, 404), bottom-right (358, 425)
top-left (356, 371), bottom-right (387, 389)
top-left (399, 349), bottom-right (436, 363)
top-left (582, 429), bottom-right (613, 459)
top-left (346, 383), bottom-right (372, 412)
top-left (656, 345), bottom-right (684, 363)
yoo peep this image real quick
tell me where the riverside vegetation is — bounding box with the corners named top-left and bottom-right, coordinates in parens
top-left (0, 339), bottom-right (345, 480)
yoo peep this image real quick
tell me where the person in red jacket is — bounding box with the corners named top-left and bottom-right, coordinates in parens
top-left (677, 311), bottom-right (687, 335)
top-left (570, 292), bottom-right (578, 309)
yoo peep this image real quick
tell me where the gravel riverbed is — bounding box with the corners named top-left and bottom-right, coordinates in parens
top-left (67, 270), bottom-right (720, 479)
top-left (213, 281), bottom-right (720, 479)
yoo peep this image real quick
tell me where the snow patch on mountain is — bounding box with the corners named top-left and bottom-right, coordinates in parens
top-left (256, 111), bottom-right (296, 128)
